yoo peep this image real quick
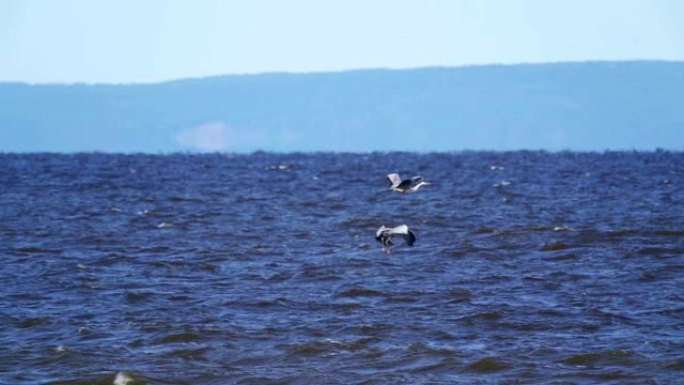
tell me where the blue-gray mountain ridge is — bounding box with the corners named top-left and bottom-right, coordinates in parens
top-left (1, 61), bottom-right (682, 152)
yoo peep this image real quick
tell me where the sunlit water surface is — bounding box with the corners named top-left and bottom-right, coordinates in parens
top-left (1, 152), bottom-right (683, 384)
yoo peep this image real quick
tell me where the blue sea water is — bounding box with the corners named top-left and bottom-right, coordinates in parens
top-left (0, 151), bottom-right (683, 384)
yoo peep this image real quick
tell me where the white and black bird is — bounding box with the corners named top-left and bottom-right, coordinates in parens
top-left (386, 173), bottom-right (430, 193)
top-left (375, 225), bottom-right (416, 253)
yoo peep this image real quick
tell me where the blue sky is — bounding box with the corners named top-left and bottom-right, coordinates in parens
top-left (1, 0), bottom-right (683, 83)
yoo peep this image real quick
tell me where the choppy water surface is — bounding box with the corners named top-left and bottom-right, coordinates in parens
top-left (1, 152), bottom-right (683, 384)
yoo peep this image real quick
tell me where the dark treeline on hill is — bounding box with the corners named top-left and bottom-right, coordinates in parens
top-left (1, 61), bottom-right (682, 152)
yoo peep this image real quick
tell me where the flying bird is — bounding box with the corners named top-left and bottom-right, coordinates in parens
top-left (375, 225), bottom-right (416, 253)
top-left (386, 173), bottom-right (430, 193)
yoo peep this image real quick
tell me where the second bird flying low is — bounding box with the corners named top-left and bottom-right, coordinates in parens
top-left (375, 224), bottom-right (416, 253)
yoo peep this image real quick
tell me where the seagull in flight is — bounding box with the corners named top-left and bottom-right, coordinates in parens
top-left (375, 225), bottom-right (416, 253)
top-left (386, 173), bottom-right (430, 193)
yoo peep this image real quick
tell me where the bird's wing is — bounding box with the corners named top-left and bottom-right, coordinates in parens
top-left (376, 225), bottom-right (388, 238)
top-left (388, 225), bottom-right (416, 246)
top-left (404, 229), bottom-right (416, 246)
top-left (409, 176), bottom-right (424, 186)
top-left (386, 173), bottom-right (402, 188)
top-left (397, 179), bottom-right (413, 190)
top-left (389, 224), bottom-right (409, 235)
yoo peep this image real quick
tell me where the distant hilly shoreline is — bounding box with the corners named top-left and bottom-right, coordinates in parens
top-left (4, 60), bottom-right (682, 86)
top-left (1, 60), bottom-right (682, 152)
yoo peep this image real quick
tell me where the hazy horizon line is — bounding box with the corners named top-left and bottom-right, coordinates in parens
top-left (2, 148), bottom-right (682, 156)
